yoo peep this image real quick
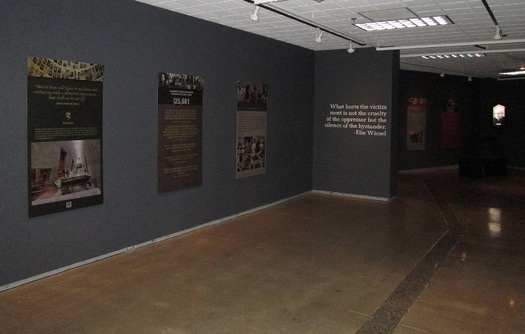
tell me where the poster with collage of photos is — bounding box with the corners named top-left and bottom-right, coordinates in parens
top-left (236, 82), bottom-right (268, 178)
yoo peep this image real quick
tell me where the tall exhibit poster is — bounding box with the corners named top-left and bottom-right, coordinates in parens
top-left (406, 97), bottom-right (427, 151)
top-left (27, 57), bottom-right (104, 217)
top-left (236, 81), bottom-right (267, 179)
top-left (441, 99), bottom-right (459, 149)
top-left (158, 72), bottom-right (204, 192)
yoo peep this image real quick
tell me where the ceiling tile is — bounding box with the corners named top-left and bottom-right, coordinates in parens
top-left (135, 0), bottom-right (525, 78)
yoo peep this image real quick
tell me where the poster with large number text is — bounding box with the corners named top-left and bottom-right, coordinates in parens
top-left (236, 82), bottom-right (267, 179)
top-left (158, 72), bottom-right (203, 192)
top-left (28, 57), bottom-right (104, 217)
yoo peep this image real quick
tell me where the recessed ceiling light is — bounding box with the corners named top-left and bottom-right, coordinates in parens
top-left (421, 53), bottom-right (485, 59)
top-left (499, 70), bottom-right (525, 76)
top-left (355, 15), bottom-right (453, 31)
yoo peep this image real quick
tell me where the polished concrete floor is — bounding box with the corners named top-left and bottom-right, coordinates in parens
top-left (1, 167), bottom-right (524, 333)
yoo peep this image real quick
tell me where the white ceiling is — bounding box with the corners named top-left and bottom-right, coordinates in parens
top-left (135, 0), bottom-right (525, 79)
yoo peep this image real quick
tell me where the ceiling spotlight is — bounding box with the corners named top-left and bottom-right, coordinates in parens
top-left (493, 25), bottom-right (503, 40)
top-left (315, 28), bottom-right (323, 43)
top-left (347, 43), bottom-right (355, 53)
top-left (250, 5), bottom-right (260, 21)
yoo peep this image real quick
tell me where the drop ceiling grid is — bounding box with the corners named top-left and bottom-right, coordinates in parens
top-left (359, 0), bottom-right (409, 11)
top-left (496, 2), bottom-right (525, 38)
top-left (133, 0), bottom-right (525, 78)
top-left (403, 4), bottom-right (443, 17)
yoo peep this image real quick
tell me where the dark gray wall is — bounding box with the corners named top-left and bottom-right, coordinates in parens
top-left (398, 70), bottom-right (525, 170)
top-left (313, 49), bottom-right (399, 198)
top-left (0, 0), bottom-right (314, 286)
top-left (473, 79), bottom-right (525, 167)
top-left (398, 71), bottom-right (469, 170)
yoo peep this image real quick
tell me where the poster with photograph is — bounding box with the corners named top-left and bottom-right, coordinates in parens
top-left (236, 81), bottom-right (267, 179)
top-left (407, 97), bottom-right (427, 151)
top-left (27, 57), bottom-right (104, 217)
top-left (158, 72), bottom-right (203, 192)
top-left (492, 104), bottom-right (506, 128)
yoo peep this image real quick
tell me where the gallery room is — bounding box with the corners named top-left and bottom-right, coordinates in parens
top-left (1, 1), bottom-right (524, 333)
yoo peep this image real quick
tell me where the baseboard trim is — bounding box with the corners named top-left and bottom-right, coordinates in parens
top-left (0, 191), bottom-right (309, 293)
top-left (312, 189), bottom-right (389, 202)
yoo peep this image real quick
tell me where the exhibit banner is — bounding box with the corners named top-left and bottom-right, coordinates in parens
top-left (158, 72), bottom-right (203, 192)
top-left (441, 99), bottom-right (459, 149)
top-left (407, 97), bottom-right (427, 151)
top-left (492, 104), bottom-right (506, 128)
top-left (27, 57), bottom-right (104, 217)
top-left (236, 81), bottom-right (267, 179)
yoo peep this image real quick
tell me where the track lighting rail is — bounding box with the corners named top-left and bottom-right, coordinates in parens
top-left (242, 0), bottom-right (367, 46)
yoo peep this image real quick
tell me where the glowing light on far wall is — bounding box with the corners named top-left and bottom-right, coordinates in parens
top-left (488, 208), bottom-right (502, 238)
top-left (488, 222), bottom-right (501, 238)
